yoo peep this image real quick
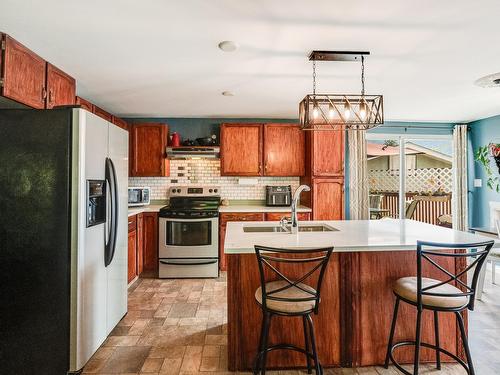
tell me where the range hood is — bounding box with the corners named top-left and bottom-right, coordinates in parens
top-left (166, 146), bottom-right (220, 159)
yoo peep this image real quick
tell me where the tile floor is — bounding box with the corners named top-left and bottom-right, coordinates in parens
top-left (83, 268), bottom-right (500, 375)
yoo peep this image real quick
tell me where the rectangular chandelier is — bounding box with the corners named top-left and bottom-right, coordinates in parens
top-left (299, 94), bottom-right (384, 130)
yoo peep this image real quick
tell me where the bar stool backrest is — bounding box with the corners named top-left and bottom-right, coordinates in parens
top-left (254, 245), bottom-right (333, 314)
top-left (416, 240), bottom-right (494, 311)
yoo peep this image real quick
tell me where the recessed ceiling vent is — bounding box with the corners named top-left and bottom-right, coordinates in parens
top-left (475, 72), bottom-right (500, 88)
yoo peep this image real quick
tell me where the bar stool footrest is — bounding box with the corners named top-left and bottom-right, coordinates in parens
top-left (253, 343), bottom-right (322, 374)
top-left (387, 340), bottom-right (470, 375)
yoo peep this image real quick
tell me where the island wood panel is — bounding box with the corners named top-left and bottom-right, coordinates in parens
top-left (2, 34), bottom-right (46, 108)
top-left (46, 63), bottom-right (76, 108)
top-left (352, 250), bottom-right (460, 366)
top-left (263, 123), bottom-right (305, 176)
top-left (220, 124), bottom-right (262, 176)
top-left (219, 212), bottom-right (265, 271)
top-left (227, 252), bottom-right (341, 371)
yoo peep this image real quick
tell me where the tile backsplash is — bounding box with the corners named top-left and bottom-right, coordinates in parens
top-left (129, 159), bottom-right (300, 200)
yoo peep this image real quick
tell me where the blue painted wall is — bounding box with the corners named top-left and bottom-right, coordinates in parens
top-left (468, 115), bottom-right (500, 228)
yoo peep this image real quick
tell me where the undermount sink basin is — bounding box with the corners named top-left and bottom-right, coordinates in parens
top-left (243, 224), bottom-right (338, 233)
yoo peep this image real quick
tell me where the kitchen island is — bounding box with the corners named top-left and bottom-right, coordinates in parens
top-left (224, 219), bottom-right (496, 370)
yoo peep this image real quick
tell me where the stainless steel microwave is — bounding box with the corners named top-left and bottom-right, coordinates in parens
top-left (128, 187), bottom-right (151, 206)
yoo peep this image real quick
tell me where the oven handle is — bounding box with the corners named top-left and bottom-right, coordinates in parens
top-left (160, 217), bottom-right (218, 222)
top-left (160, 259), bottom-right (218, 266)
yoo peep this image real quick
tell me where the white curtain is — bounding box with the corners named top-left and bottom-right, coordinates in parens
top-left (452, 124), bottom-right (468, 231)
top-left (348, 129), bottom-right (369, 220)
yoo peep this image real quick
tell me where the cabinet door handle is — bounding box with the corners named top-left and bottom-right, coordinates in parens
top-left (41, 86), bottom-right (47, 102)
top-left (259, 164), bottom-right (262, 174)
top-left (48, 90), bottom-right (54, 103)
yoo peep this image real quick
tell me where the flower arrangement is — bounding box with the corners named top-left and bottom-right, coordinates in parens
top-left (474, 143), bottom-right (500, 192)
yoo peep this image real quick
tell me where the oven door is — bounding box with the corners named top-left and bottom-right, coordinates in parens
top-left (159, 217), bottom-right (218, 258)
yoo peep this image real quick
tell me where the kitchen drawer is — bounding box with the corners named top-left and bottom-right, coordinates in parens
top-left (128, 215), bottom-right (137, 232)
top-left (265, 212), bottom-right (311, 221)
top-left (220, 212), bottom-right (264, 225)
top-left (159, 258), bottom-right (219, 278)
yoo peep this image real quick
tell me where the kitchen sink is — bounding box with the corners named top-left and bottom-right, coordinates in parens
top-left (243, 224), bottom-right (338, 233)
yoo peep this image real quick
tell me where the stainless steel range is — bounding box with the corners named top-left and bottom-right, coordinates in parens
top-left (158, 186), bottom-right (220, 278)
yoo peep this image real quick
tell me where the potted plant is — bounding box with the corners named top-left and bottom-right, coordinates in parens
top-left (475, 144), bottom-right (500, 192)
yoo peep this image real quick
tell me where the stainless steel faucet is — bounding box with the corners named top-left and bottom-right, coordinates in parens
top-left (291, 185), bottom-right (310, 234)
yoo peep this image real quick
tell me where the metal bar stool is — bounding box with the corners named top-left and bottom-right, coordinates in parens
top-left (253, 245), bottom-right (333, 375)
top-left (384, 240), bottom-right (494, 375)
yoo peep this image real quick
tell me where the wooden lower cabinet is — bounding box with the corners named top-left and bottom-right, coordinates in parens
top-left (219, 212), bottom-right (265, 271)
top-left (142, 212), bottom-right (159, 273)
top-left (127, 229), bottom-right (137, 283)
top-left (137, 213), bottom-right (144, 275)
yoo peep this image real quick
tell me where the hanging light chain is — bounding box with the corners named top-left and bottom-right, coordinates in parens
top-left (361, 55), bottom-right (365, 96)
top-left (312, 60), bottom-right (317, 96)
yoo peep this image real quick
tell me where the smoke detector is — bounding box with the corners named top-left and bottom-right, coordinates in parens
top-left (475, 72), bottom-right (500, 88)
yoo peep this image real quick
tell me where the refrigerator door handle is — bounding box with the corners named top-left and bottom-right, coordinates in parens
top-left (104, 157), bottom-right (118, 267)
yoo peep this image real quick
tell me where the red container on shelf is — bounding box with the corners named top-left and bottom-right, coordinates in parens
top-left (170, 132), bottom-right (180, 147)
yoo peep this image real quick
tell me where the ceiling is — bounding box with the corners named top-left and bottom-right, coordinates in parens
top-left (2, 1), bottom-right (500, 122)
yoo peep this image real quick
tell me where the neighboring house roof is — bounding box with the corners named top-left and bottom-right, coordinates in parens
top-left (367, 142), bottom-right (452, 163)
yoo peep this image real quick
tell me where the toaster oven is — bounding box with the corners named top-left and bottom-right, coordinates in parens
top-left (265, 185), bottom-right (292, 207)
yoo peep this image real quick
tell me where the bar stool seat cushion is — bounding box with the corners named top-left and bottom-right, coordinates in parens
top-left (394, 277), bottom-right (467, 308)
top-left (255, 280), bottom-right (316, 314)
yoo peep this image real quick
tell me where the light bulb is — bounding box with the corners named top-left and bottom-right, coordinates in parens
top-left (359, 100), bottom-right (367, 120)
top-left (312, 104), bottom-right (319, 119)
top-left (328, 104), bottom-right (335, 119)
top-left (344, 100), bottom-right (351, 119)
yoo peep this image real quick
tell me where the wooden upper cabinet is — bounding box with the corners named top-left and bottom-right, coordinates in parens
top-left (310, 130), bottom-right (344, 176)
top-left (1, 34), bottom-right (46, 108)
top-left (311, 178), bottom-right (344, 220)
top-left (46, 63), bottom-right (75, 108)
top-left (263, 123), bottom-right (305, 176)
top-left (221, 124), bottom-right (263, 176)
top-left (130, 123), bottom-right (169, 177)
top-left (112, 116), bottom-right (128, 131)
top-left (75, 96), bottom-right (94, 112)
top-left (93, 105), bottom-right (113, 122)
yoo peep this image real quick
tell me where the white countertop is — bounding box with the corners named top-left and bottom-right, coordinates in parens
top-left (128, 204), bottom-right (165, 217)
top-left (219, 204), bottom-right (311, 213)
top-left (224, 219), bottom-right (498, 254)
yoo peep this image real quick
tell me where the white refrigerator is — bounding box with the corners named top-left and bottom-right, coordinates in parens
top-left (0, 107), bottom-right (128, 374)
top-left (70, 109), bottom-right (129, 372)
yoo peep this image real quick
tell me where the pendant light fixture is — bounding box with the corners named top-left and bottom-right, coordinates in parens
top-left (299, 51), bottom-right (384, 130)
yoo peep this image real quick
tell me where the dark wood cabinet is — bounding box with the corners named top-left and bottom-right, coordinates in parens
top-left (308, 177), bottom-right (344, 220)
top-left (112, 116), bottom-right (128, 131)
top-left (1, 34), bottom-right (46, 108)
top-left (46, 63), bottom-right (75, 108)
top-left (307, 130), bottom-right (344, 176)
top-left (264, 212), bottom-right (311, 221)
top-left (75, 96), bottom-right (94, 112)
top-left (221, 124), bottom-right (262, 176)
top-left (128, 215), bottom-right (138, 284)
top-left (221, 123), bottom-right (305, 177)
top-left (263, 124), bottom-right (305, 176)
top-left (129, 123), bottom-right (169, 177)
top-left (137, 213), bottom-right (144, 275)
top-left (142, 212), bottom-right (159, 274)
top-left (219, 212), bottom-right (265, 271)
top-left (93, 105), bottom-right (113, 122)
